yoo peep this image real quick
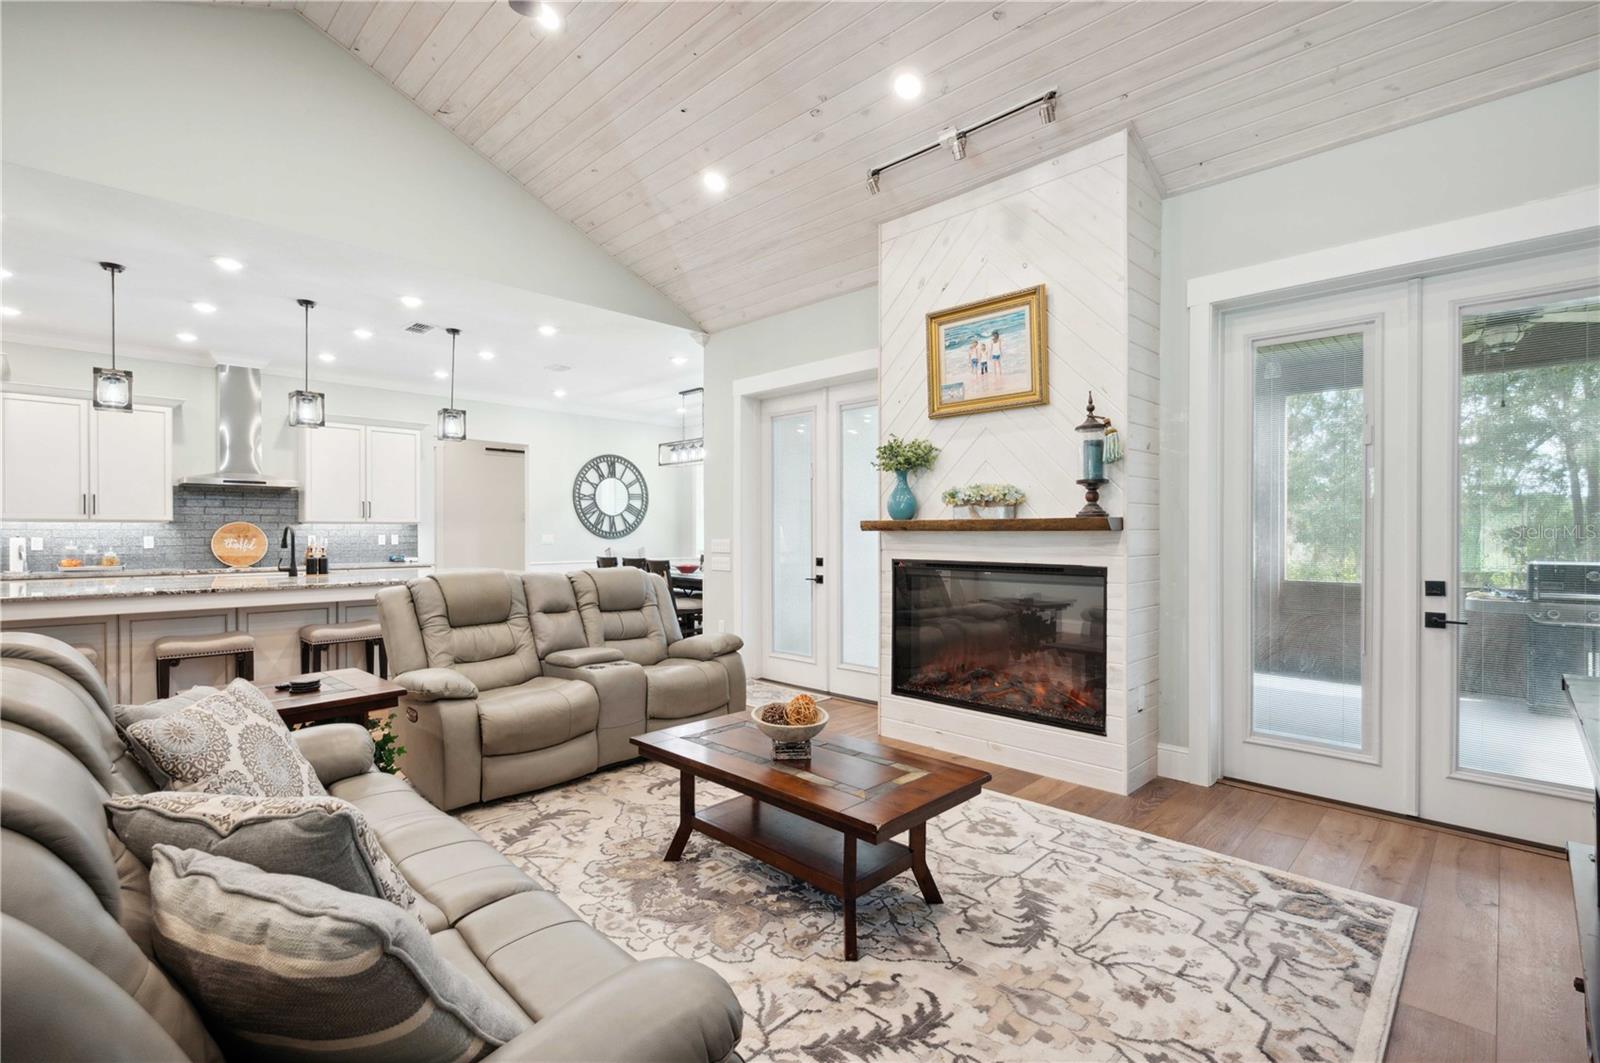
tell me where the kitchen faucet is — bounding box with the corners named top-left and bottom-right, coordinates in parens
top-left (279, 526), bottom-right (298, 578)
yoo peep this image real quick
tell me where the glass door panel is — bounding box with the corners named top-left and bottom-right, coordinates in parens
top-left (770, 410), bottom-right (815, 659)
top-left (837, 403), bottom-right (878, 669)
top-left (1453, 290), bottom-right (1597, 790)
top-left (1251, 331), bottom-right (1370, 751)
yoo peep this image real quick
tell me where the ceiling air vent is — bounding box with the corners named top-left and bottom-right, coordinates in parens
top-left (404, 322), bottom-right (435, 335)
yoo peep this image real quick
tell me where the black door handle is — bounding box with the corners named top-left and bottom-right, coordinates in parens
top-left (804, 575), bottom-right (824, 585)
top-left (1424, 612), bottom-right (1467, 629)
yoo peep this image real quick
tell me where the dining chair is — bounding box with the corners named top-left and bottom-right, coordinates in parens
top-left (595, 556), bottom-right (618, 568)
top-left (645, 559), bottom-right (670, 578)
top-left (620, 557), bottom-right (647, 570)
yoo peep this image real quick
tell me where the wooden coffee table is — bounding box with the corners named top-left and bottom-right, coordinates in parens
top-left (256, 669), bottom-right (404, 728)
top-left (632, 717), bottom-right (991, 960)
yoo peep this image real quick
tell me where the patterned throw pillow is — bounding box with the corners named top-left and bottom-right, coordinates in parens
top-left (149, 846), bottom-right (528, 1062)
top-left (106, 792), bottom-right (420, 917)
top-left (125, 678), bottom-right (325, 797)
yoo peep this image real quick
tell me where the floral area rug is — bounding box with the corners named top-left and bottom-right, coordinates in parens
top-left (460, 762), bottom-right (1413, 1062)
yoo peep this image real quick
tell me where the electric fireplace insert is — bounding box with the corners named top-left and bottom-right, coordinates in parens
top-left (891, 559), bottom-right (1107, 735)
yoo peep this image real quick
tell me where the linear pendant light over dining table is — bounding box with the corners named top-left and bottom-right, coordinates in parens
top-left (287, 297), bottom-right (326, 428)
top-left (436, 326), bottom-right (467, 441)
top-left (91, 261), bottom-right (133, 412)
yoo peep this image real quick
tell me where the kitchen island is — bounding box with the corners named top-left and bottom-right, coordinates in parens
top-left (0, 566), bottom-right (430, 702)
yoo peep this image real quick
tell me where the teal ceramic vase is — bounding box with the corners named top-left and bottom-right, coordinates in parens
top-left (887, 469), bottom-right (917, 520)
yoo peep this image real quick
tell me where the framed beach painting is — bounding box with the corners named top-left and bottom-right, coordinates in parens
top-left (925, 285), bottom-right (1047, 418)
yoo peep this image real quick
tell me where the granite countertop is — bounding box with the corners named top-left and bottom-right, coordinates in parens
top-left (1, 561), bottom-right (432, 582)
top-left (0, 566), bottom-right (432, 601)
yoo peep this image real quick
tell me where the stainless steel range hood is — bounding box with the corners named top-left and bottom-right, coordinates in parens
top-left (175, 365), bottom-right (300, 489)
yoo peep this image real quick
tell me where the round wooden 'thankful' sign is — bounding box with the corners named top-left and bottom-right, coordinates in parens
top-left (211, 521), bottom-right (269, 569)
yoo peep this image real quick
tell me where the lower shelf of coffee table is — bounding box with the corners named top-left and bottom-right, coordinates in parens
top-left (694, 795), bottom-right (910, 897)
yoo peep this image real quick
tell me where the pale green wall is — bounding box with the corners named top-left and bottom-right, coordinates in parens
top-left (700, 288), bottom-right (878, 635)
top-left (1157, 71), bottom-right (1600, 747)
top-left (0, 1), bottom-right (694, 330)
top-left (1, 342), bottom-right (699, 566)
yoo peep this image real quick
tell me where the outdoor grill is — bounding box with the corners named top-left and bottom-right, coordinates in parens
top-left (1527, 561), bottom-right (1600, 712)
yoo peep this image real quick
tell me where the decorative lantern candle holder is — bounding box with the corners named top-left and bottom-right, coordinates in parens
top-left (1075, 392), bottom-right (1110, 517)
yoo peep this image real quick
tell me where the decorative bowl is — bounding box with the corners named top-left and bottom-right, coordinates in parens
top-left (751, 704), bottom-right (828, 745)
top-left (676, 562), bottom-right (700, 574)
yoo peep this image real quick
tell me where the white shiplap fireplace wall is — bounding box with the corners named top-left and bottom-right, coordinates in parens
top-left (875, 130), bottom-right (1161, 795)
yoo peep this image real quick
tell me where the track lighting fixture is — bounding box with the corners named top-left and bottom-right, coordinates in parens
top-left (865, 89), bottom-right (1058, 196)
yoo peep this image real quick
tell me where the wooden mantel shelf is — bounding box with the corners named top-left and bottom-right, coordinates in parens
top-left (860, 516), bottom-right (1123, 532)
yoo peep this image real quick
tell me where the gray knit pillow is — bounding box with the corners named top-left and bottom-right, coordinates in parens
top-left (148, 846), bottom-right (527, 1061)
top-left (125, 679), bottom-right (325, 797)
top-left (106, 792), bottom-right (420, 917)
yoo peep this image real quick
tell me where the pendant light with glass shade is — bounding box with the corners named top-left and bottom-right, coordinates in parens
top-left (287, 298), bottom-right (326, 428)
top-left (436, 327), bottom-right (467, 441)
top-left (91, 261), bottom-right (133, 412)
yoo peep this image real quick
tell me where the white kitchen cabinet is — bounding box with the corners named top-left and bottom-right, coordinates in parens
top-left (299, 421), bottom-right (419, 524)
top-left (91, 405), bottom-right (173, 520)
top-left (365, 426), bottom-right (420, 523)
top-left (0, 393), bottom-right (171, 521)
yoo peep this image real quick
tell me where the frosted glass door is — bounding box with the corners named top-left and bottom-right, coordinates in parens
top-left (765, 404), bottom-right (823, 687)
top-left (828, 381), bottom-right (880, 700)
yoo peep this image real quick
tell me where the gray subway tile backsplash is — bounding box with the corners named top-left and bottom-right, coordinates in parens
top-left (1, 486), bottom-right (418, 572)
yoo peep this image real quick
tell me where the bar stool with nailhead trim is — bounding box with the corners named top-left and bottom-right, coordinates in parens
top-left (152, 632), bottom-right (256, 698)
top-left (297, 620), bottom-right (386, 676)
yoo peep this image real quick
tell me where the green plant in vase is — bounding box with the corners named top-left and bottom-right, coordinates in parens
top-left (367, 712), bottom-right (407, 774)
top-left (873, 435), bottom-right (939, 520)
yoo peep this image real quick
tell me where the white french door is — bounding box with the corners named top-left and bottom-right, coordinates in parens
top-left (1221, 247), bottom-right (1599, 844)
top-left (1220, 283), bottom-right (1418, 814)
top-left (760, 381), bottom-right (880, 699)
top-left (1416, 249), bottom-right (1596, 845)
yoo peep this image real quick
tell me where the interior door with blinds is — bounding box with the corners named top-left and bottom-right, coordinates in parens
top-left (1219, 283), bottom-right (1418, 814)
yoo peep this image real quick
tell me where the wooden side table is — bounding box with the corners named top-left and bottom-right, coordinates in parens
top-left (256, 668), bottom-right (404, 728)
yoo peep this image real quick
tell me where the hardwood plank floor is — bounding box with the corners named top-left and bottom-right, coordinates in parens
top-left (820, 694), bottom-right (1587, 1062)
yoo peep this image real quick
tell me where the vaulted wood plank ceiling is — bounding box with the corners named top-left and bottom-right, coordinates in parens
top-left (296, 1), bottom-right (1599, 331)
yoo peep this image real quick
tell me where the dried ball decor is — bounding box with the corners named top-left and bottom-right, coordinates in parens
top-left (785, 694), bottom-right (821, 725)
top-left (751, 693), bottom-right (828, 761)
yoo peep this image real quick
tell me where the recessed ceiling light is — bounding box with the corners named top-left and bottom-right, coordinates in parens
top-left (211, 256), bottom-right (245, 272)
top-left (552, 388), bottom-right (567, 398)
top-left (536, 3), bottom-right (561, 30)
top-left (433, 369), bottom-right (449, 380)
top-left (399, 295), bottom-right (423, 309)
top-left (0, 268), bottom-right (12, 280)
top-left (192, 301), bottom-right (217, 314)
top-left (893, 72), bottom-right (923, 100)
top-left (0, 306), bottom-right (20, 317)
top-left (352, 328), bottom-right (373, 340)
top-left (176, 331), bottom-right (197, 343)
top-left (538, 324), bottom-right (558, 337)
top-left (318, 351), bottom-right (336, 363)
top-left (546, 363), bottom-right (571, 372)
top-left (702, 170), bottom-right (728, 194)
top-left (675, 405), bottom-right (687, 414)
top-left (477, 349), bottom-right (495, 360)
top-left (670, 356), bottom-right (689, 367)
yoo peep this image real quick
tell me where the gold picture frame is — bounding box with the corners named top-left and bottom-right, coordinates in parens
top-left (925, 285), bottom-right (1047, 418)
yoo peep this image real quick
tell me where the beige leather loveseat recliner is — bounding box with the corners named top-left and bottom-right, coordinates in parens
top-left (0, 633), bottom-right (744, 1062)
top-left (377, 567), bottom-right (745, 811)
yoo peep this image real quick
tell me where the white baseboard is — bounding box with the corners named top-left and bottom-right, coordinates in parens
top-left (1156, 742), bottom-right (1190, 781)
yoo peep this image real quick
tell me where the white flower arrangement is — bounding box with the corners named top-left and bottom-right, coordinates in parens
top-left (941, 483), bottom-right (1027, 507)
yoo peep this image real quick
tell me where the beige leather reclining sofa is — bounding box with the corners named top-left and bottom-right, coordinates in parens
top-left (0, 633), bottom-right (744, 1062)
top-left (377, 567), bottom-right (746, 811)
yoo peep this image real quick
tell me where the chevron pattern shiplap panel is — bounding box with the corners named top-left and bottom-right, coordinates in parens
top-left (875, 130), bottom-right (1162, 793)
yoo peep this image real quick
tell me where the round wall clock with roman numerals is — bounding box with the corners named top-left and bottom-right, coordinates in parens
top-left (573, 454), bottom-right (649, 540)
